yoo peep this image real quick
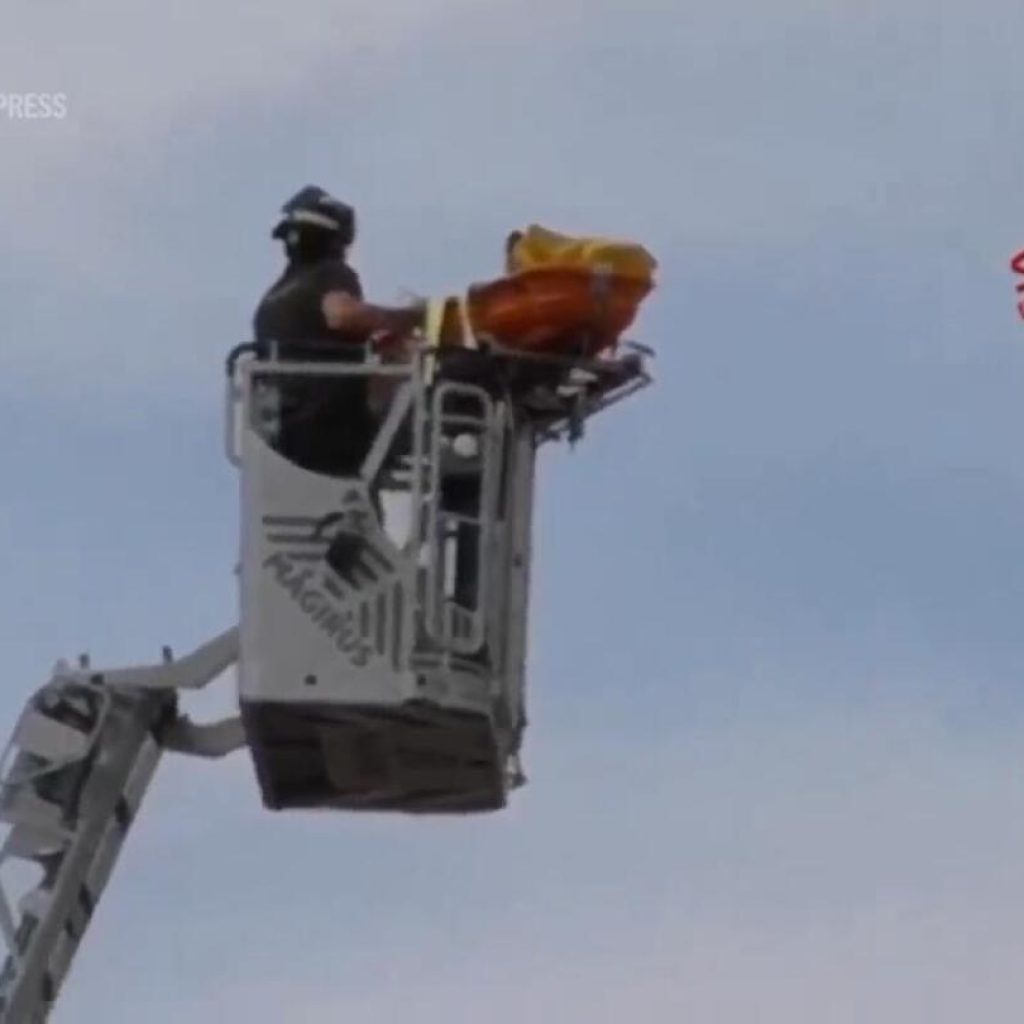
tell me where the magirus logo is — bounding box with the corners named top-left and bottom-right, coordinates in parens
top-left (261, 488), bottom-right (397, 666)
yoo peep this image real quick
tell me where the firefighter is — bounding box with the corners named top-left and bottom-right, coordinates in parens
top-left (253, 185), bottom-right (423, 476)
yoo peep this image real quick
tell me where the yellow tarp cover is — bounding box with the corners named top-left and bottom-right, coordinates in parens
top-left (507, 224), bottom-right (658, 286)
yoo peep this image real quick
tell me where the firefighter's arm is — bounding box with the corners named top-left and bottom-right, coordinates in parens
top-left (322, 291), bottom-right (424, 338)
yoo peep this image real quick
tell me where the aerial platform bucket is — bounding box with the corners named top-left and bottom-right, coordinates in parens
top-left (227, 348), bottom-right (533, 813)
top-left (226, 323), bottom-right (649, 814)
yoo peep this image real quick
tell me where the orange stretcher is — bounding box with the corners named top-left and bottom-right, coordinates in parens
top-left (464, 268), bottom-right (652, 355)
top-left (431, 225), bottom-right (657, 358)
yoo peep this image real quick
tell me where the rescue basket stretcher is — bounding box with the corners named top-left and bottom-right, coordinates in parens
top-left (431, 224), bottom-right (657, 358)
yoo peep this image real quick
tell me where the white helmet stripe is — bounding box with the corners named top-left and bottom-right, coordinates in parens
top-left (284, 209), bottom-right (342, 231)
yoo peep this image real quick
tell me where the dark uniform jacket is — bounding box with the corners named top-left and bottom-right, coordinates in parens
top-left (253, 258), bottom-right (372, 476)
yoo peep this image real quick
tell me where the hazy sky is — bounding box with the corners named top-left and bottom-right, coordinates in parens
top-left (4, 1), bottom-right (1024, 1021)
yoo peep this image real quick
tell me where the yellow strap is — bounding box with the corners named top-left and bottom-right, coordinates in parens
top-left (422, 297), bottom-right (449, 385)
top-left (424, 297), bottom-right (447, 350)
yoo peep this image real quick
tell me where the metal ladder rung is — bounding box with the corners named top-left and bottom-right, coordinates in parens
top-left (438, 415), bottom-right (487, 428)
top-left (439, 514), bottom-right (483, 528)
top-left (0, 793), bottom-right (69, 836)
top-left (13, 713), bottom-right (92, 763)
top-left (1, 826), bottom-right (67, 861)
top-left (17, 890), bottom-right (50, 923)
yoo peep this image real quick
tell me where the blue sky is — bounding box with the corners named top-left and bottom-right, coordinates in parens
top-left (4, 1), bottom-right (1024, 1020)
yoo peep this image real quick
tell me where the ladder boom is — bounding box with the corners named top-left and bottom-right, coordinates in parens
top-left (0, 632), bottom-right (240, 1023)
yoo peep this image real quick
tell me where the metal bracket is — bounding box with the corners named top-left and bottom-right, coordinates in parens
top-left (52, 628), bottom-right (239, 694)
top-left (162, 716), bottom-right (246, 759)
